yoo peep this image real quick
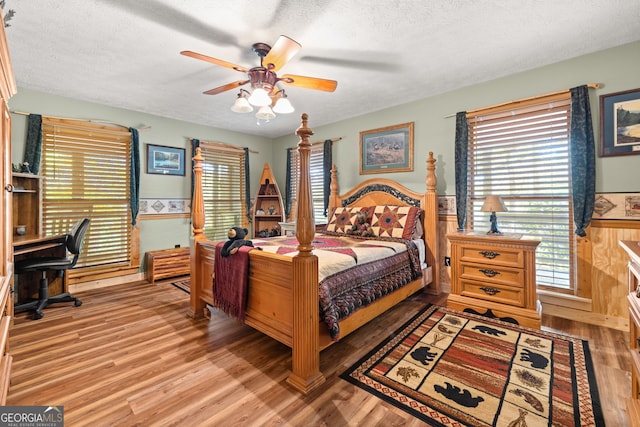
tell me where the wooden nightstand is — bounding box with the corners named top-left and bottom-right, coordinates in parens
top-left (446, 231), bottom-right (541, 329)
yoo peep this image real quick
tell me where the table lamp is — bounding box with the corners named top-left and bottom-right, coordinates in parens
top-left (481, 195), bottom-right (507, 235)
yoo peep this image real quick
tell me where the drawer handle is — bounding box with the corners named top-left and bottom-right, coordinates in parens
top-left (479, 269), bottom-right (500, 277)
top-left (480, 287), bottom-right (501, 296)
top-left (479, 250), bottom-right (500, 259)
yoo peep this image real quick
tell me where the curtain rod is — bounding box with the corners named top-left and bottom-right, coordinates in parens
top-left (191, 138), bottom-right (259, 154)
top-left (311, 137), bottom-right (342, 146)
top-left (443, 83), bottom-right (601, 118)
top-left (10, 110), bottom-right (151, 131)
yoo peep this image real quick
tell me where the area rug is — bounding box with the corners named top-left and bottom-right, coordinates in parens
top-left (171, 278), bottom-right (190, 294)
top-left (341, 304), bottom-right (604, 426)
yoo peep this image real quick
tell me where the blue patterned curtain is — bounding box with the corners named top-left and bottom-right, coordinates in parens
top-left (129, 128), bottom-right (141, 226)
top-left (569, 85), bottom-right (595, 237)
top-left (24, 114), bottom-right (43, 174)
top-left (323, 139), bottom-right (332, 217)
top-left (454, 112), bottom-right (469, 231)
top-left (244, 147), bottom-right (251, 222)
top-left (284, 148), bottom-right (293, 220)
top-left (190, 138), bottom-right (200, 203)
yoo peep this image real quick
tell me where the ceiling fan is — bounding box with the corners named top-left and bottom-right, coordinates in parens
top-left (181, 35), bottom-right (338, 118)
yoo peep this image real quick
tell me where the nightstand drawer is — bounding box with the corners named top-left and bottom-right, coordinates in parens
top-left (460, 279), bottom-right (525, 307)
top-left (459, 263), bottom-right (524, 288)
top-left (459, 245), bottom-right (524, 268)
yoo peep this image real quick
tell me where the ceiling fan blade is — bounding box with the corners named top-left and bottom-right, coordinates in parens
top-left (262, 35), bottom-right (301, 72)
top-left (280, 74), bottom-right (338, 92)
top-left (181, 51), bottom-right (248, 73)
top-left (203, 80), bottom-right (250, 95)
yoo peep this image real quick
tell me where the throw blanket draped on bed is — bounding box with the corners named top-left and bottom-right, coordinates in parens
top-left (253, 232), bottom-right (422, 340)
top-left (213, 242), bottom-right (253, 322)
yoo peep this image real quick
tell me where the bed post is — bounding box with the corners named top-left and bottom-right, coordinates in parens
top-left (188, 147), bottom-right (207, 319)
top-left (424, 151), bottom-right (440, 294)
top-left (328, 164), bottom-right (339, 212)
top-left (287, 113), bottom-right (325, 394)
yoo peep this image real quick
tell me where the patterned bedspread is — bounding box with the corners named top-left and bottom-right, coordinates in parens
top-left (252, 232), bottom-right (423, 340)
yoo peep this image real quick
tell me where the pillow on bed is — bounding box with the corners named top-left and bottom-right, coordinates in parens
top-left (326, 207), bottom-right (362, 233)
top-left (326, 206), bottom-right (375, 233)
top-left (370, 205), bottom-right (421, 239)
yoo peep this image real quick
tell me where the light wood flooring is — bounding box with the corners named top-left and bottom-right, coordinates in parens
top-left (7, 280), bottom-right (631, 426)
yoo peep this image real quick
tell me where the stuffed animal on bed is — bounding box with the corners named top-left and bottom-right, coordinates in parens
top-left (221, 227), bottom-right (255, 257)
top-left (346, 211), bottom-right (374, 237)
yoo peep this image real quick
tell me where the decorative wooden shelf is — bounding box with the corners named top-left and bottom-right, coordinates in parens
top-left (252, 163), bottom-right (285, 238)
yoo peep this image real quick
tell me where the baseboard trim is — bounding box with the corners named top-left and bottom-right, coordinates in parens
top-left (541, 302), bottom-right (629, 332)
top-left (69, 272), bottom-right (145, 293)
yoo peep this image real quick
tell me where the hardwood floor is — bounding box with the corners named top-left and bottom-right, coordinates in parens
top-left (7, 280), bottom-right (631, 426)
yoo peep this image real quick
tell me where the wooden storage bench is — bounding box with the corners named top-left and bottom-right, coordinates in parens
top-left (145, 247), bottom-right (190, 284)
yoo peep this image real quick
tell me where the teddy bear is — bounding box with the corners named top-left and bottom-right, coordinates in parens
top-left (346, 211), bottom-right (374, 237)
top-left (221, 227), bottom-right (255, 257)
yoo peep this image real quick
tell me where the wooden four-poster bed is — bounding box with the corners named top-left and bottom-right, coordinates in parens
top-left (188, 114), bottom-right (440, 394)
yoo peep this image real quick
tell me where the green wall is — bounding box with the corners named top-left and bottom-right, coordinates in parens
top-left (9, 90), bottom-right (274, 265)
top-left (273, 40), bottom-right (640, 196)
top-left (9, 40), bottom-right (640, 272)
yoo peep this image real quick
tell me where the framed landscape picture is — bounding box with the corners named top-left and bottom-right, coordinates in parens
top-left (599, 88), bottom-right (640, 157)
top-left (146, 144), bottom-right (186, 176)
top-left (359, 122), bottom-right (414, 174)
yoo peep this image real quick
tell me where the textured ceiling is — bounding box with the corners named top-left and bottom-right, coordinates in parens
top-left (4, 0), bottom-right (640, 138)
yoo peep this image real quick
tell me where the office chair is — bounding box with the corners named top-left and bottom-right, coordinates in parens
top-left (15, 218), bottom-right (91, 320)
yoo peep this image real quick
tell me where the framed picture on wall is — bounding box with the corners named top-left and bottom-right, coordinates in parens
top-left (359, 122), bottom-right (414, 174)
top-left (146, 144), bottom-right (186, 176)
top-left (599, 88), bottom-right (640, 157)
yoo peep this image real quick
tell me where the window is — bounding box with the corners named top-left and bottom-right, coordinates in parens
top-left (197, 142), bottom-right (248, 241)
top-left (288, 145), bottom-right (326, 221)
top-left (467, 92), bottom-right (575, 291)
top-left (41, 117), bottom-right (133, 273)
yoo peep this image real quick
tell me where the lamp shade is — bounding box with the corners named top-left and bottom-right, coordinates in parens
top-left (230, 96), bottom-right (253, 113)
top-left (481, 195), bottom-right (507, 213)
top-left (255, 106), bottom-right (276, 120)
top-left (273, 97), bottom-right (294, 114)
top-left (248, 87), bottom-right (272, 107)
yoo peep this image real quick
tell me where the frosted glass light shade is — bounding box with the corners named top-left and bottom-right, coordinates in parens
top-left (256, 106), bottom-right (276, 120)
top-left (231, 96), bottom-right (253, 113)
top-left (273, 97), bottom-right (294, 114)
top-left (248, 88), bottom-right (271, 107)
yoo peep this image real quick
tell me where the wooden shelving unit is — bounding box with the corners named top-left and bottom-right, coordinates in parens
top-left (252, 163), bottom-right (285, 238)
top-left (11, 173), bottom-right (43, 238)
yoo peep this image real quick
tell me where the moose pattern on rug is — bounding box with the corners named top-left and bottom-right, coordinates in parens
top-left (342, 305), bottom-right (603, 426)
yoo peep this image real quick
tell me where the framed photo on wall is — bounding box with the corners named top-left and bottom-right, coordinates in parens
top-left (359, 122), bottom-right (414, 174)
top-left (146, 144), bottom-right (186, 176)
top-left (599, 88), bottom-right (640, 157)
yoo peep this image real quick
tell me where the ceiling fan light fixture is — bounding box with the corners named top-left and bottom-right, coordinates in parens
top-left (273, 94), bottom-right (294, 114)
top-left (248, 87), bottom-right (272, 107)
top-left (256, 105), bottom-right (276, 121)
top-left (230, 91), bottom-right (253, 113)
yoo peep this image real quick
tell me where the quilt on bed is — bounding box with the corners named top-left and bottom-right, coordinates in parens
top-left (252, 232), bottom-right (423, 340)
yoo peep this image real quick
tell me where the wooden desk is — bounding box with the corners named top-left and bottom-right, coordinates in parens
top-left (13, 234), bottom-right (66, 305)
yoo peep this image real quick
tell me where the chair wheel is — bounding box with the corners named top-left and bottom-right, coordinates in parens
top-left (34, 311), bottom-right (44, 320)
top-left (75, 300), bottom-right (83, 307)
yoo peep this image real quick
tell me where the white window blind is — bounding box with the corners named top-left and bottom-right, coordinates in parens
top-left (198, 143), bottom-right (247, 241)
top-left (41, 118), bottom-right (132, 270)
top-left (467, 93), bottom-right (575, 290)
top-left (289, 145), bottom-right (326, 221)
